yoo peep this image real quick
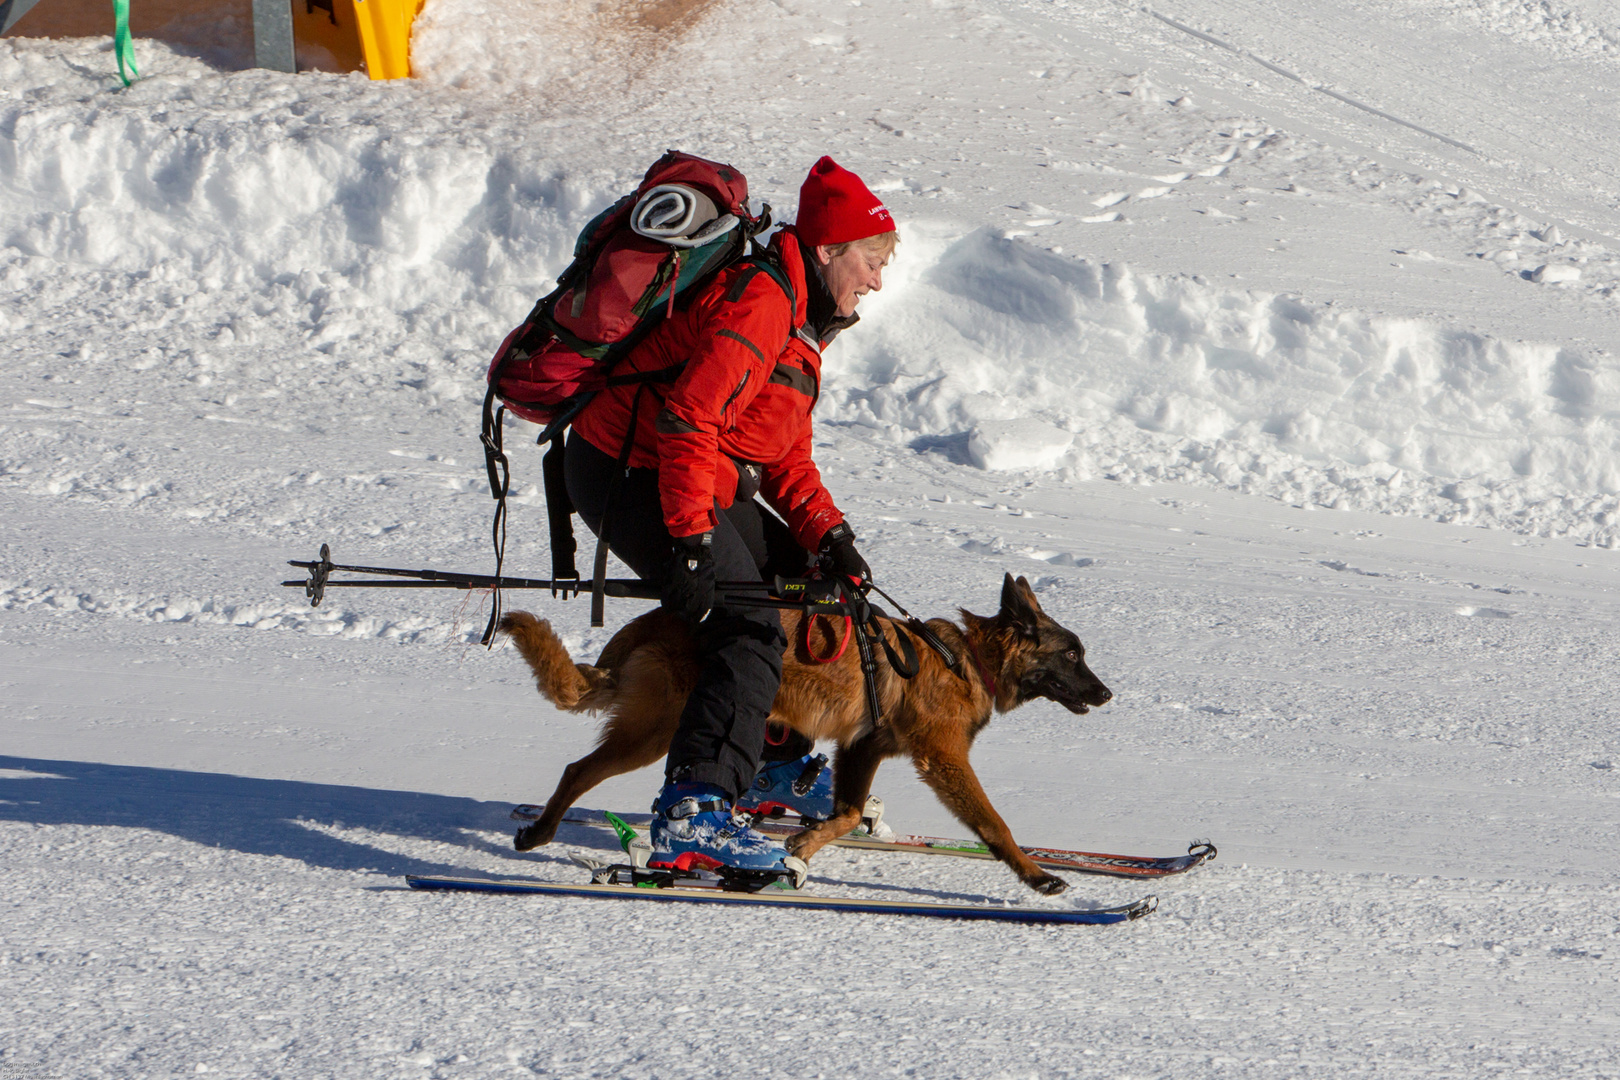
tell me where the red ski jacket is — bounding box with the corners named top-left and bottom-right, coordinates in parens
top-left (572, 226), bottom-right (847, 551)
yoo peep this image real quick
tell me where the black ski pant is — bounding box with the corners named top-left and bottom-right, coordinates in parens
top-left (564, 433), bottom-right (813, 800)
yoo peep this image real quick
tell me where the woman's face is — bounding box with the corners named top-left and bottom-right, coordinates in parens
top-left (816, 242), bottom-right (889, 317)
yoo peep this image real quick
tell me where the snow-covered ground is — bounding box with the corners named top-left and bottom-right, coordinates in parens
top-left (4, 0), bottom-right (1620, 1076)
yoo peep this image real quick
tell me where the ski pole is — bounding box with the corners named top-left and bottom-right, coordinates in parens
top-left (284, 544), bottom-right (787, 608)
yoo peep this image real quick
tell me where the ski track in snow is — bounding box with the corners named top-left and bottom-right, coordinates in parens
top-left (4, 0), bottom-right (1620, 1075)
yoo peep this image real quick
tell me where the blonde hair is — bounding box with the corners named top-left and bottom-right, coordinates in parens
top-left (823, 231), bottom-right (900, 260)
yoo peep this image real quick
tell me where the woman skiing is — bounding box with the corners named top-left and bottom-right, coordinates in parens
top-left (556, 156), bottom-right (897, 884)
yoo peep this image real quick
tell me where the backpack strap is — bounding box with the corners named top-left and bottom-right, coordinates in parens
top-left (743, 252), bottom-right (829, 372)
top-left (478, 381), bottom-right (511, 645)
top-left (729, 252), bottom-right (824, 410)
top-left (725, 253), bottom-right (802, 335)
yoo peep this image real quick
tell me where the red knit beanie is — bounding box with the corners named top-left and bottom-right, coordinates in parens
top-left (796, 156), bottom-right (895, 247)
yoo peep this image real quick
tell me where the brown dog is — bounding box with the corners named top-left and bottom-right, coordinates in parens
top-left (499, 573), bottom-right (1111, 894)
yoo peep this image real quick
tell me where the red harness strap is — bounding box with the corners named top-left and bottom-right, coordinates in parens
top-left (804, 612), bottom-right (853, 664)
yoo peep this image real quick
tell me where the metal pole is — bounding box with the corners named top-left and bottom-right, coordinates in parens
top-left (0, 0), bottom-right (47, 36)
top-left (253, 0), bottom-right (296, 72)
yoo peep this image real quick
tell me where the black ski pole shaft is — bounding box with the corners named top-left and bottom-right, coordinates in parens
top-left (280, 577), bottom-right (661, 597)
top-left (286, 544), bottom-right (799, 611)
top-left (718, 594), bottom-right (857, 613)
top-left (282, 569), bottom-right (660, 596)
top-left (286, 554), bottom-right (781, 596)
top-left (286, 558), bottom-right (674, 590)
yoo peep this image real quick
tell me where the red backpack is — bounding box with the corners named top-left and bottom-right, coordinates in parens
top-left (478, 151), bottom-right (774, 639)
top-left (486, 151), bottom-right (767, 429)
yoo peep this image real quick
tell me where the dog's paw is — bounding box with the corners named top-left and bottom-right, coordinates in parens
top-left (513, 822), bottom-right (554, 852)
top-left (1031, 873), bottom-right (1068, 896)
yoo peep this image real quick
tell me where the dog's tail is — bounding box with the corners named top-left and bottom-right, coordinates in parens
top-left (498, 611), bottom-right (615, 711)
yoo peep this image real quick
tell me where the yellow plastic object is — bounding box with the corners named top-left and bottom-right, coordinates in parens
top-left (291, 0), bottom-right (366, 75)
top-left (6, 0), bottom-right (423, 80)
top-left (290, 0), bottom-right (421, 79)
top-left (352, 0), bottom-right (423, 80)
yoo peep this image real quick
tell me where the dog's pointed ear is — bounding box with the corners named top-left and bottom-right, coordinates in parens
top-left (999, 573), bottom-right (1042, 640)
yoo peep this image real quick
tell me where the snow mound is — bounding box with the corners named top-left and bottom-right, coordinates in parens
top-left (0, 51), bottom-right (600, 330)
top-left (1530, 262), bottom-right (1582, 284)
top-left (823, 226), bottom-right (1620, 544)
top-left (1422, 0), bottom-right (1620, 59)
top-left (968, 418), bottom-right (1075, 471)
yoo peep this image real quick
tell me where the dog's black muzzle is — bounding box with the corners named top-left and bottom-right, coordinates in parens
top-left (1025, 672), bottom-right (1112, 714)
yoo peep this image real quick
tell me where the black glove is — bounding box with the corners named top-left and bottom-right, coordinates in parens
top-left (663, 531), bottom-right (715, 624)
top-left (819, 522), bottom-right (871, 591)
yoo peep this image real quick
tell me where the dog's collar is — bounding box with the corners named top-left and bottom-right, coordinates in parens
top-left (963, 635), bottom-right (999, 701)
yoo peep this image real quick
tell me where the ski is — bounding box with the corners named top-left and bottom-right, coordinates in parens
top-left (405, 872), bottom-right (1157, 925)
top-left (515, 805), bottom-right (1216, 879)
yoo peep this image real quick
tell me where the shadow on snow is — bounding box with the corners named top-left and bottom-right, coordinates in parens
top-left (0, 755), bottom-right (619, 879)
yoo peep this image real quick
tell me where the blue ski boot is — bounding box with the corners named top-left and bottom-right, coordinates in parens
top-left (735, 753), bottom-right (835, 821)
top-left (648, 782), bottom-right (808, 890)
top-left (735, 753), bottom-right (893, 839)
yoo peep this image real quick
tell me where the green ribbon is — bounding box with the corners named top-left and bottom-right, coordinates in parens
top-left (112, 0), bottom-right (139, 86)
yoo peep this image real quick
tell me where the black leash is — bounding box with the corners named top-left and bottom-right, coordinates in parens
top-left (867, 581), bottom-right (959, 673)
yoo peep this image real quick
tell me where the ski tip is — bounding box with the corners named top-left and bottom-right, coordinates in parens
top-left (1188, 839), bottom-right (1218, 863)
top-left (1071, 894), bottom-right (1157, 922)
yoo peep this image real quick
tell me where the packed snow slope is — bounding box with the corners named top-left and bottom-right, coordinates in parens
top-left (4, 0), bottom-right (1620, 1077)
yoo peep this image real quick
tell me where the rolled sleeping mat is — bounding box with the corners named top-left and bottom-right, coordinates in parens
top-left (631, 184), bottom-right (740, 249)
